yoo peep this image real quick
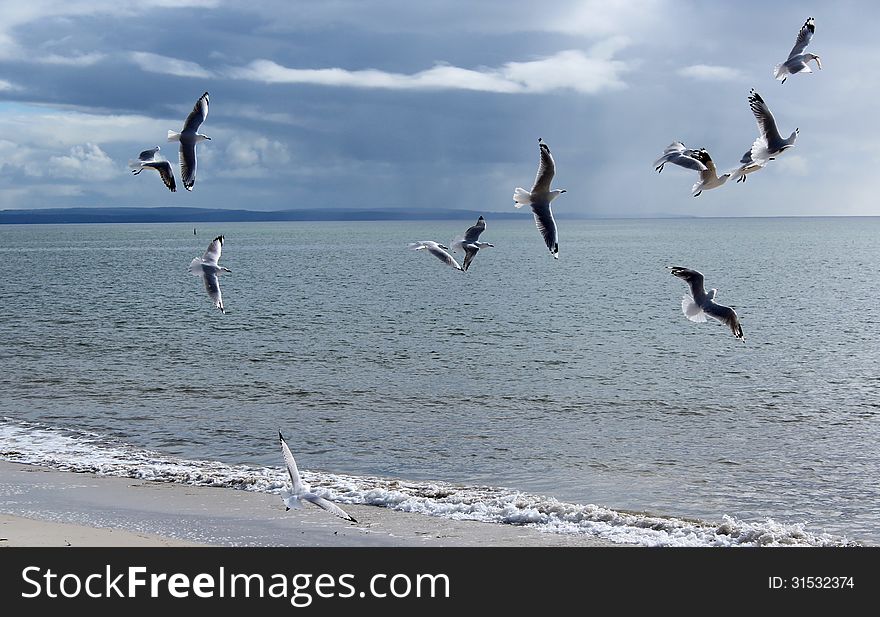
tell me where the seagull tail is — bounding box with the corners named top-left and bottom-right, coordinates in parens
top-left (513, 187), bottom-right (531, 208)
top-left (167, 130), bottom-right (181, 142)
top-left (188, 257), bottom-right (204, 276)
top-left (128, 160), bottom-right (144, 171)
top-left (773, 63), bottom-right (786, 81)
top-left (682, 296), bottom-right (707, 323)
top-left (408, 242), bottom-right (427, 251)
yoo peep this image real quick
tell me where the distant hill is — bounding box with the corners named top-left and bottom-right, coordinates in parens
top-left (0, 206), bottom-right (620, 225)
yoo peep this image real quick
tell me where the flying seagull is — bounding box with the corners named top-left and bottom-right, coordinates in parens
top-left (279, 431), bottom-right (357, 523)
top-left (653, 142), bottom-right (709, 173)
top-left (189, 235), bottom-right (230, 313)
top-left (451, 216), bottom-right (494, 271)
top-left (513, 138), bottom-right (566, 259)
top-left (654, 143), bottom-right (729, 197)
top-left (747, 89), bottom-right (797, 165)
top-left (129, 146), bottom-right (176, 192)
top-left (730, 148), bottom-right (766, 183)
top-left (168, 91), bottom-right (210, 191)
top-left (408, 241), bottom-right (463, 271)
top-left (689, 149), bottom-right (731, 197)
top-left (774, 17), bottom-right (821, 84)
top-left (668, 266), bottom-right (744, 341)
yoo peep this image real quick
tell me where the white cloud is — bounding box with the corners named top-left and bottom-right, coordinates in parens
top-left (37, 52), bottom-right (107, 66)
top-left (0, 79), bottom-right (21, 91)
top-left (678, 64), bottom-right (745, 81)
top-left (129, 51), bottom-right (213, 78)
top-left (227, 46), bottom-right (630, 94)
top-left (48, 143), bottom-right (118, 181)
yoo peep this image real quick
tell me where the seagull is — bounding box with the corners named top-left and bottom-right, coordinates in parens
top-left (730, 148), bottom-right (766, 183)
top-left (451, 216), bottom-right (494, 271)
top-left (653, 142), bottom-right (709, 173)
top-left (513, 138), bottom-right (566, 259)
top-left (774, 17), bottom-right (821, 84)
top-left (408, 241), bottom-right (463, 271)
top-left (129, 146), bottom-right (176, 192)
top-left (689, 149), bottom-right (731, 197)
top-left (747, 89), bottom-right (797, 165)
top-left (668, 266), bottom-right (744, 341)
top-left (168, 91), bottom-right (210, 191)
top-left (189, 235), bottom-right (230, 313)
top-left (279, 431), bottom-right (357, 523)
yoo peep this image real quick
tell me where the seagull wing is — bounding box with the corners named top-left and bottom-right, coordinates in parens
top-left (138, 146), bottom-right (161, 161)
top-left (202, 271), bottom-right (224, 312)
top-left (530, 140), bottom-right (556, 194)
top-left (182, 91), bottom-right (210, 133)
top-left (703, 301), bottom-right (745, 340)
top-left (426, 243), bottom-right (463, 270)
top-left (142, 160), bottom-right (176, 192)
top-left (202, 235), bottom-right (223, 265)
top-left (180, 141), bottom-right (198, 191)
top-left (531, 202), bottom-right (558, 258)
top-left (279, 432), bottom-right (304, 495)
top-left (462, 246), bottom-right (479, 271)
top-left (463, 216), bottom-right (486, 243)
top-left (748, 89), bottom-right (783, 144)
top-left (304, 493), bottom-right (357, 523)
top-left (788, 17), bottom-right (815, 59)
top-left (669, 266), bottom-right (707, 302)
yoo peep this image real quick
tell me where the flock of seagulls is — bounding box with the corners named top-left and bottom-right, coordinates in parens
top-left (130, 92), bottom-right (211, 193)
top-left (654, 17), bottom-right (818, 196)
top-left (126, 18), bottom-right (827, 520)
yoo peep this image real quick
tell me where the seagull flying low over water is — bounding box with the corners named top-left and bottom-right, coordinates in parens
top-left (668, 266), bottom-right (744, 341)
top-left (747, 89), bottom-right (797, 165)
top-left (189, 235), bottom-right (230, 313)
top-left (129, 146), bottom-right (176, 192)
top-left (774, 17), bottom-right (821, 84)
top-left (654, 144), bottom-right (729, 197)
top-left (451, 216), bottom-right (494, 271)
top-left (513, 138), bottom-right (566, 259)
top-left (408, 241), bottom-right (463, 271)
top-left (279, 431), bottom-right (357, 523)
top-left (168, 91), bottom-right (210, 191)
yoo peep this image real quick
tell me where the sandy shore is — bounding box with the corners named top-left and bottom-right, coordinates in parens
top-left (0, 461), bottom-right (624, 547)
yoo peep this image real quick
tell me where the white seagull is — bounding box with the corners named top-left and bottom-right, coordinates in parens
top-left (129, 146), bottom-right (176, 192)
top-left (747, 89), bottom-right (798, 165)
top-left (451, 216), bottom-right (494, 271)
top-left (168, 91), bottom-right (210, 191)
top-left (653, 142), bottom-right (709, 174)
top-left (730, 148), bottom-right (766, 183)
top-left (668, 266), bottom-right (744, 341)
top-left (774, 17), bottom-right (821, 84)
top-left (279, 431), bottom-right (357, 523)
top-left (653, 143), bottom-right (729, 196)
top-left (189, 235), bottom-right (230, 313)
top-left (513, 138), bottom-right (566, 259)
top-left (408, 241), bottom-right (463, 271)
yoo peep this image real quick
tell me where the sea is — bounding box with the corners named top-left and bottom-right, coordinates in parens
top-left (1, 216), bottom-right (878, 547)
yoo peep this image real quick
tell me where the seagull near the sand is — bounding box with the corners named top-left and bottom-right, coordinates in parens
top-left (168, 91), bottom-right (210, 191)
top-left (408, 240), bottom-right (463, 271)
top-left (668, 266), bottom-right (744, 341)
top-left (451, 216), bottom-right (494, 271)
top-left (513, 138), bottom-right (566, 259)
top-left (774, 17), bottom-right (821, 84)
top-left (189, 235), bottom-right (230, 313)
top-left (279, 431), bottom-right (357, 523)
top-left (747, 88), bottom-right (797, 166)
top-left (129, 146), bottom-right (176, 192)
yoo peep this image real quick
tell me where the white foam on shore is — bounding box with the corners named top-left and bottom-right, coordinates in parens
top-left (0, 417), bottom-right (855, 547)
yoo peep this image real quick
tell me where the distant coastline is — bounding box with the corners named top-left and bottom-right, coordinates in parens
top-left (0, 206), bottom-right (689, 225)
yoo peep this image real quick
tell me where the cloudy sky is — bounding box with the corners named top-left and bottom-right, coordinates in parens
top-left (0, 1), bottom-right (875, 216)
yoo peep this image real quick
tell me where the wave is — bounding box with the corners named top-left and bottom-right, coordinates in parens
top-left (0, 417), bottom-right (854, 547)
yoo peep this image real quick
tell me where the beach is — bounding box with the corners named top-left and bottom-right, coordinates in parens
top-left (0, 461), bottom-right (622, 547)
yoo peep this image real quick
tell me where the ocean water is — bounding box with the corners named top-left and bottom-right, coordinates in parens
top-left (1, 217), bottom-right (878, 546)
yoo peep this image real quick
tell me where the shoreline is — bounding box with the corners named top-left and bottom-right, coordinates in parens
top-left (0, 461), bottom-right (625, 548)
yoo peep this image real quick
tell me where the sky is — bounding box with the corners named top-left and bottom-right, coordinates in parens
top-left (0, 0), bottom-right (876, 217)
